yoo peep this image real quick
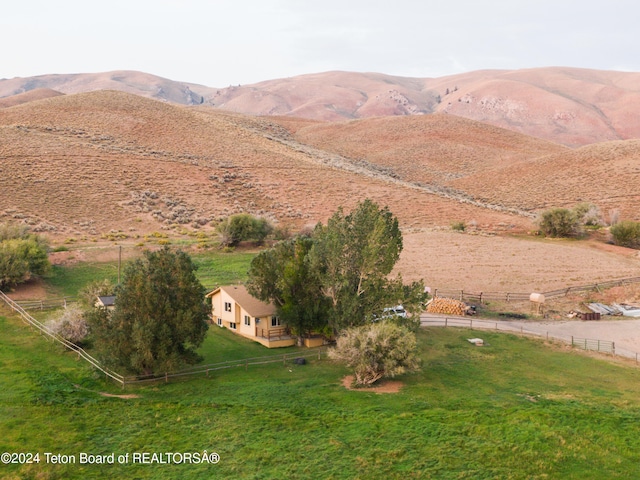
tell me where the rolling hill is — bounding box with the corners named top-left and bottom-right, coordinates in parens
top-left (3, 67), bottom-right (640, 146)
top-left (2, 88), bottom-right (640, 292)
top-left (0, 90), bottom-right (535, 239)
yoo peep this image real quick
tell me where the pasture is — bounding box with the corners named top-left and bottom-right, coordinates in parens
top-left (2, 307), bottom-right (640, 479)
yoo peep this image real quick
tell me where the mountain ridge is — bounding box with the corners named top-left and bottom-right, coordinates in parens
top-left (3, 67), bottom-right (640, 146)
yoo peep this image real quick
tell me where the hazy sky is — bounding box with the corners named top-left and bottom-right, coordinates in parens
top-left (2, 0), bottom-right (638, 87)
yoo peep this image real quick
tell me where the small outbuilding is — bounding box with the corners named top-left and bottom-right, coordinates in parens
top-left (95, 295), bottom-right (116, 310)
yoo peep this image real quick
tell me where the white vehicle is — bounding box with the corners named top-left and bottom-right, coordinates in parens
top-left (372, 305), bottom-right (407, 321)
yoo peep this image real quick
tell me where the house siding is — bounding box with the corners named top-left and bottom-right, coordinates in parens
top-left (207, 286), bottom-right (295, 348)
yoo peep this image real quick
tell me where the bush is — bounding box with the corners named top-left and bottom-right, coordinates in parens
top-left (46, 306), bottom-right (89, 344)
top-left (216, 214), bottom-right (273, 247)
top-left (573, 202), bottom-right (603, 228)
top-left (610, 221), bottom-right (640, 249)
top-left (538, 208), bottom-right (581, 238)
top-left (329, 321), bottom-right (420, 386)
top-left (0, 224), bottom-right (49, 290)
top-left (451, 221), bottom-right (466, 232)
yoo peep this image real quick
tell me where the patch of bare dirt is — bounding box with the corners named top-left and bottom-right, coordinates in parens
top-left (341, 375), bottom-right (403, 394)
top-left (4, 278), bottom-right (48, 300)
top-left (98, 392), bottom-right (140, 399)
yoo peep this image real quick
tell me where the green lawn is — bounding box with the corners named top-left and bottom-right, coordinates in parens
top-left (2, 307), bottom-right (640, 479)
top-left (43, 248), bottom-right (257, 299)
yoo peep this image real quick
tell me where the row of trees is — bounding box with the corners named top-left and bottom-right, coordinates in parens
top-left (247, 199), bottom-right (428, 340)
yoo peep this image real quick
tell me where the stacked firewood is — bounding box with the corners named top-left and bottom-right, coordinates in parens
top-left (426, 297), bottom-right (469, 316)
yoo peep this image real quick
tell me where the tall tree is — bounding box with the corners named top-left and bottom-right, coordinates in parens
top-left (310, 199), bottom-right (410, 331)
top-left (247, 236), bottom-right (330, 345)
top-left (88, 247), bottom-right (208, 375)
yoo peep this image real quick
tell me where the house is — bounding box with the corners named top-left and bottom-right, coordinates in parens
top-left (205, 285), bottom-right (295, 348)
top-left (95, 295), bottom-right (116, 310)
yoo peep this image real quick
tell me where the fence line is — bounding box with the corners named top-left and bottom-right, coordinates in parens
top-left (420, 316), bottom-right (629, 358)
top-left (0, 290), bottom-right (327, 387)
top-left (14, 297), bottom-right (77, 311)
top-left (433, 276), bottom-right (640, 305)
top-left (121, 349), bottom-right (328, 385)
top-left (0, 291), bottom-right (125, 386)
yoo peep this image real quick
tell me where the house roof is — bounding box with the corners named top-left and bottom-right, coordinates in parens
top-left (207, 285), bottom-right (276, 318)
top-left (97, 295), bottom-right (116, 307)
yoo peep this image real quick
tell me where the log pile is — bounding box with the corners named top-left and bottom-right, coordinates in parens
top-left (426, 297), bottom-right (469, 316)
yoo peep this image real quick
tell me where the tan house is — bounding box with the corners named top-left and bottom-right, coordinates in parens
top-left (206, 285), bottom-right (296, 348)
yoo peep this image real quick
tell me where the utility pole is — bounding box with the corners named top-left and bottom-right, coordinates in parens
top-left (118, 245), bottom-right (122, 284)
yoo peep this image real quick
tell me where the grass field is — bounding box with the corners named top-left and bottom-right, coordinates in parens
top-left (2, 305), bottom-right (640, 479)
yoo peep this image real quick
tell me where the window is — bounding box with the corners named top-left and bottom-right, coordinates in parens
top-left (244, 315), bottom-right (251, 326)
top-left (217, 318), bottom-right (222, 326)
top-left (271, 316), bottom-right (280, 327)
top-left (229, 322), bottom-right (237, 330)
top-left (224, 302), bottom-right (232, 312)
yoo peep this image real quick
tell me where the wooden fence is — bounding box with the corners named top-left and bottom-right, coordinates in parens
top-left (433, 276), bottom-right (640, 304)
top-left (0, 291), bottom-right (125, 386)
top-left (0, 290), bottom-right (327, 387)
top-left (120, 349), bottom-right (328, 386)
top-left (14, 297), bottom-right (77, 311)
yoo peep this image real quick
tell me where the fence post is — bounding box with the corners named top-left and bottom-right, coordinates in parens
top-left (571, 335), bottom-right (574, 346)
top-left (445, 318), bottom-right (448, 327)
top-left (165, 372), bottom-right (168, 383)
top-left (613, 342), bottom-right (616, 357)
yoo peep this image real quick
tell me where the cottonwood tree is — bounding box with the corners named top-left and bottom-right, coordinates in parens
top-left (310, 199), bottom-right (426, 332)
top-left (87, 247), bottom-right (208, 375)
top-left (247, 236), bottom-right (330, 345)
top-left (329, 321), bottom-right (420, 386)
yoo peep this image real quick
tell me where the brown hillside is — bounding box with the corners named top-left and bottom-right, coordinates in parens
top-left (451, 139), bottom-right (640, 221)
top-left (212, 67), bottom-right (640, 146)
top-left (0, 90), bottom-right (530, 239)
top-left (287, 114), bottom-right (567, 187)
top-left (0, 88), bottom-right (64, 108)
top-left (0, 71), bottom-right (215, 106)
top-left (4, 68), bottom-right (640, 146)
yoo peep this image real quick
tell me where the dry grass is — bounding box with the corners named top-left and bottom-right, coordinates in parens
top-left (2, 89), bottom-right (640, 295)
top-left (0, 90), bottom-right (532, 240)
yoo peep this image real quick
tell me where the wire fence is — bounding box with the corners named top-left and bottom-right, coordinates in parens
top-left (419, 316), bottom-right (640, 360)
top-left (4, 274), bottom-right (640, 387)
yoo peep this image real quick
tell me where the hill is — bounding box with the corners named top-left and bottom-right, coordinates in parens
top-left (3, 67), bottom-right (640, 146)
top-left (0, 70), bottom-right (215, 106)
top-left (0, 90), bottom-right (531, 239)
top-left (212, 67), bottom-right (640, 146)
top-left (0, 88), bottom-right (64, 108)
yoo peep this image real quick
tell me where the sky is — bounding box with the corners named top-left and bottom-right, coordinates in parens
top-left (2, 0), bottom-right (639, 87)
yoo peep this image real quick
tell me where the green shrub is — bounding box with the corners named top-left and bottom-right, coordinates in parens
top-left (216, 214), bottom-right (273, 247)
top-left (0, 223), bottom-right (50, 289)
top-left (538, 208), bottom-right (580, 237)
top-left (451, 221), bottom-right (466, 232)
top-left (610, 220), bottom-right (640, 249)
